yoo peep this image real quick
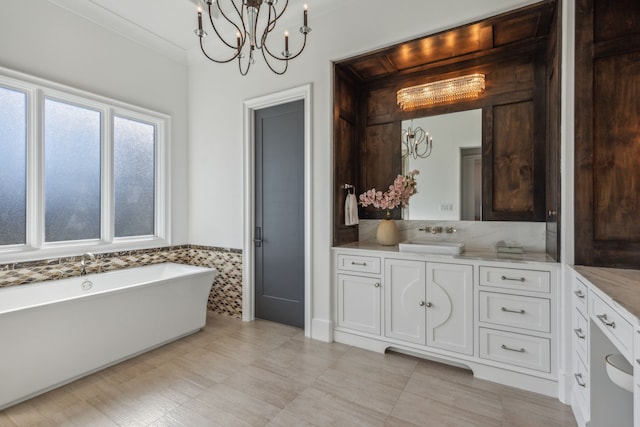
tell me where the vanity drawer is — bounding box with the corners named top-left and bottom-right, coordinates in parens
top-left (572, 350), bottom-right (590, 417)
top-left (337, 254), bottom-right (381, 275)
top-left (479, 292), bottom-right (550, 333)
top-left (590, 291), bottom-right (633, 361)
top-left (479, 266), bottom-right (550, 293)
top-left (573, 277), bottom-right (588, 317)
top-left (479, 327), bottom-right (551, 372)
top-left (573, 309), bottom-right (589, 364)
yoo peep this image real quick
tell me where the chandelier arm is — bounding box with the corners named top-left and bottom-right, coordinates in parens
top-left (200, 37), bottom-right (242, 64)
top-left (214, 0), bottom-right (246, 46)
top-left (255, 4), bottom-right (277, 50)
top-left (271, 0), bottom-right (289, 22)
top-left (206, 3), bottom-right (242, 49)
top-left (238, 53), bottom-right (252, 76)
top-left (260, 47), bottom-right (289, 75)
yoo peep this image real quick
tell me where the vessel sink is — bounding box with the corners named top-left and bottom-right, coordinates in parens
top-left (398, 240), bottom-right (465, 255)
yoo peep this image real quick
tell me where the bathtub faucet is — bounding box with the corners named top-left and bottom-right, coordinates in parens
top-left (80, 252), bottom-right (96, 276)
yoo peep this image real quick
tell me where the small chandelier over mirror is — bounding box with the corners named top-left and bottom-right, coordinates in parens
top-left (397, 74), bottom-right (485, 110)
top-left (194, 0), bottom-right (311, 76)
top-left (402, 123), bottom-right (433, 159)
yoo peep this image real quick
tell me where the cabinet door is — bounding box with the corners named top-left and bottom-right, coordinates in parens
top-left (384, 259), bottom-right (426, 344)
top-left (426, 262), bottom-right (474, 355)
top-left (337, 274), bottom-right (381, 335)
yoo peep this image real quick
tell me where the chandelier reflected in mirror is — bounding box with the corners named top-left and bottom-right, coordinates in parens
top-left (194, 0), bottom-right (311, 75)
top-left (402, 123), bottom-right (433, 159)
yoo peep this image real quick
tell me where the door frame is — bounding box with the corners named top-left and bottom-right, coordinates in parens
top-left (242, 84), bottom-right (312, 337)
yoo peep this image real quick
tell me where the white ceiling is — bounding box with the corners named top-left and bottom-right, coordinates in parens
top-left (47, 0), bottom-right (343, 64)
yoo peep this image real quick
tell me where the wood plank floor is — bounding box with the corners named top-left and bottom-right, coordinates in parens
top-left (0, 313), bottom-right (577, 426)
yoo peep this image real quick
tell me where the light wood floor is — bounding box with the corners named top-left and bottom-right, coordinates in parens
top-left (0, 313), bottom-right (577, 427)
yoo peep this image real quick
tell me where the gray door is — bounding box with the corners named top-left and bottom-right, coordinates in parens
top-left (254, 100), bottom-right (305, 328)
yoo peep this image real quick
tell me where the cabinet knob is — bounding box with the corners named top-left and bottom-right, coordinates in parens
top-left (426, 302), bottom-right (432, 307)
top-left (374, 282), bottom-right (380, 288)
top-left (419, 301), bottom-right (425, 307)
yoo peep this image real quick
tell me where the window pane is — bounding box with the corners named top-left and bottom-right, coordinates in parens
top-left (114, 116), bottom-right (155, 237)
top-left (44, 99), bottom-right (101, 242)
top-left (0, 86), bottom-right (27, 245)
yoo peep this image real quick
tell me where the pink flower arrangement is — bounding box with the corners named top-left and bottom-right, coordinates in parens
top-left (359, 170), bottom-right (419, 210)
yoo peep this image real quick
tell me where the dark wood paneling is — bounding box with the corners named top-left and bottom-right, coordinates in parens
top-left (487, 101), bottom-right (535, 217)
top-left (593, 53), bottom-right (640, 241)
top-left (575, 0), bottom-right (640, 268)
top-left (333, 68), bottom-right (360, 246)
top-left (594, 0), bottom-right (640, 44)
top-left (359, 122), bottom-right (402, 220)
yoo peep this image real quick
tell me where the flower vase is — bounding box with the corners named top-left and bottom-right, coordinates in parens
top-left (376, 212), bottom-right (399, 246)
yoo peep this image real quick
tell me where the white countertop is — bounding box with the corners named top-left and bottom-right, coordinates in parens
top-left (574, 265), bottom-right (640, 321)
top-left (334, 240), bottom-right (558, 264)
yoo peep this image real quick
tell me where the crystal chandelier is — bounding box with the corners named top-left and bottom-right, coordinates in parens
top-left (397, 74), bottom-right (485, 110)
top-left (194, 0), bottom-right (311, 75)
top-left (402, 124), bottom-right (433, 159)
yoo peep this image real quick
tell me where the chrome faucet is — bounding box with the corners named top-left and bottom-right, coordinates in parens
top-left (80, 252), bottom-right (95, 276)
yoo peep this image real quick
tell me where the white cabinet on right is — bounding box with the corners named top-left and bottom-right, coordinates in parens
top-left (384, 259), bottom-right (473, 356)
top-left (478, 265), bottom-right (553, 373)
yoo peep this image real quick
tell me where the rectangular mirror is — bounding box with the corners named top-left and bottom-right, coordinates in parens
top-left (402, 108), bottom-right (482, 220)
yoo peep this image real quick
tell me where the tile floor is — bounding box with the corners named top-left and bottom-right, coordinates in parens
top-left (0, 313), bottom-right (577, 426)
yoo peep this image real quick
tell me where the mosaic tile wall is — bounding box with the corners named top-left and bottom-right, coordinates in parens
top-left (0, 245), bottom-right (243, 318)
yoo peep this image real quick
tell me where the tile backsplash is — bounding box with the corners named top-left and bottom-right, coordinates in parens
top-left (0, 245), bottom-right (243, 318)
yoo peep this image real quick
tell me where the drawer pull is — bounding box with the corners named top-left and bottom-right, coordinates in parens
top-left (573, 328), bottom-right (586, 339)
top-left (501, 275), bottom-right (525, 282)
top-left (374, 282), bottom-right (380, 288)
top-left (501, 307), bottom-right (525, 314)
top-left (596, 313), bottom-right (616, 328)
top-left (574, 373), bottom-right (586, 387)
top-left (351, 261), bottom-right (367, 266)
top-left (573, 290), bottom-right (585, 299)
top-left (501, 344), bottom-right (525, 353)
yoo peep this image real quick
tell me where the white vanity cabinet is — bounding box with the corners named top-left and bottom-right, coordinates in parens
top-left (571, 267), bottom-right (639, 427)
top-left (333, 245), bottom-right (560, 397)
top-left (384, 259), bottom-right (473, 355)
top-left (570, 275), bottom-right (590, 426)
top-left (477, 265), bottom-right (553, 373)
top-left (335, 254), bottom-right (382, 335)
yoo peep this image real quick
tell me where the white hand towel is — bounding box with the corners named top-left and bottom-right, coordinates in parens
top-left (345, 193), bottom-right (359, 226)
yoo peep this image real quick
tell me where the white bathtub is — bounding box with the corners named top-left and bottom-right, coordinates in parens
top-left (0, 262), bottom-right (217, 410)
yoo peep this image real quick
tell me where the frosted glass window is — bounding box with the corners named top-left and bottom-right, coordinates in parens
top-left (0, 87), bottom-right (27, 245)
top-left (44, 99), bottom-right (101, 242)
top-left (114, 116), bottom-right (155, 237)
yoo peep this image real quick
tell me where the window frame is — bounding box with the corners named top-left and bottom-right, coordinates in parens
top-left (0, 68), bottom-right (171, 263)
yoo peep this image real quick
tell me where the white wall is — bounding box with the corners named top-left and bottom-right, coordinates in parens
top-left (187, 0), bottom-right (544, 339)
top-left (0, 0), bottom-right (190, 244)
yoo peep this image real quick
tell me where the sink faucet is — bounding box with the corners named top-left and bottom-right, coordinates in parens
top-left (80, 252), bottom-right (95, 276)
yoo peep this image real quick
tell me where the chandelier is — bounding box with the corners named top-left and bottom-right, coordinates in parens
top-left (397, 74), bottom-right (485, 110)
top-left (194, 0), bottom-right (311, 75)
top-left (402, 124), bottom-right (433, 159)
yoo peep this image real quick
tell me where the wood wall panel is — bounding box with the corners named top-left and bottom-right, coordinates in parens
top-left (360, 122), bottom-right (402, 219)
top-left (333, 69), bottom-right (360, 246)
top-left (575, 0), bottom-right (640, 267)
top-left (592, 53), bottom-right (640, 241)
top-left (491, 101), bottom-right (535, 213)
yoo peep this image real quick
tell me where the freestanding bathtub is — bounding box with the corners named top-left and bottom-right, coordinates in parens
top-left (0, 262), bottom-right (217, 410)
